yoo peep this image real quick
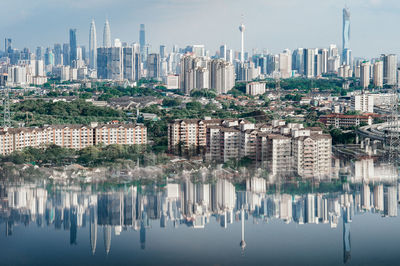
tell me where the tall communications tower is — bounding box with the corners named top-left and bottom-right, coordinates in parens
top-left (239, 18), bottom-right (245, 63)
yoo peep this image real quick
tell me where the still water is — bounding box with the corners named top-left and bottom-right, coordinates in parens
top-left (0, 174), bottom-right (400, 265)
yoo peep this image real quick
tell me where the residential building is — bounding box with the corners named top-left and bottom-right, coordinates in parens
top-left (351, 93), bottom-right (374, 113)
top-left (0, 123), bottom-right (147, 155)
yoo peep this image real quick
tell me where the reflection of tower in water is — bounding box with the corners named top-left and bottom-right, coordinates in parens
top-left (90, 206), bottom-right (97, 255)
top-left (239, 209), bottom-right (246, 253)
top-left (103, 225), bottom-right (112, 255)
top-left (343, 207), bottom-right (351, 264)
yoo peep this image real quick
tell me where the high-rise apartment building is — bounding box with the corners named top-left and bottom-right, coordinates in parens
top-left (360, 61), bottom-right (370, 89)
top-left (304, 49), bottom-right (315, 78)
top-left (279, 49), bottom-right (292, 78)
top-left (382, 54), bottom-right (397, 85)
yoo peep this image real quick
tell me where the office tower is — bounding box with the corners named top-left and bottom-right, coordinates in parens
top-left (133, 43), bottom-right (142, 81)
top-left (103, 19), bottom-right (111, 47)
top-left (159, 45), bottom-right (166, 59)
top-left (220, 44), bottom-right (227, 60)
top-left (239, 22), bottom-right (245, 63)
top-left (54, 44), bottom-right (63, 66)
top-left (319, 49), bottom-right (328, 74)
top-left (4, 38), bottom-right (12, 53)
top-left (89, 20), bottom-right (97, 69)
top-left (292, 48), bottom-right (304, 75)
top-left (279, 49), bottom-right (292, 78)
top-left (373, 61), bottom-right (383, 88)
top-left (69, 29), bottom-right (77, 66)
top-left (81, 46), bottom-right (86, 61)
top-left (140, 24), bottom-right (146, 61)
top-left (36, 46), bottom-right (44, 61)
top-left (97, 47), bottom-right (123, 80)
top-left (147, 53), bottom-right (160, 79)
top-left (123, 47), bottom-right (135, 81)
top-left (45, 48), bottom-right (54, 66)
top-left (304, 48), bottom-right (315, 78)
top-left (360, 61), bottom-right (370, 89)
top-left (226, 49), bottom-right (234, 63)
top-left (63, 43), bottom-right (70, 66)
top-left (383, 54), bottom-right (397, 85)
top-left (342, 7), bottom-right (351, 64)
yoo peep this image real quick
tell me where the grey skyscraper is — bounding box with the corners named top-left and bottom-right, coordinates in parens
top-left (159, 45), bottom-right (166, 59)
top-left (220, 44), bottom-right (227, 60)
top-left (103, 19), bottom-right (111, 47)
top-left (69, 29), bottom-right (77, 66)
top-left (89, 20), bottom-right (97, 69)
top-left (147, 53), bottom-right (160, 79)
top-left (383, 54), bottom-right (398, 85)
top-left (63, 43), bottom-right (70, 66)
top-left (342, 7), bottom-right (351, 65)
top-left (139, 24), bottom-right (146, 61)
top-left (304, 48), bottom-right (315, 78)
top-left (4, 38), bottom-right (12, 53)
top-left (36, 46), bottom-right (44, 61)
top-left (54, 44), bottom-right (63, 66)
top-left (97, 47), bottom-right (123, 80)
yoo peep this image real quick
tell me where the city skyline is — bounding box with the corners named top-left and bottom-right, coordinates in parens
top-left (1, 0), bottom-right (400, 58)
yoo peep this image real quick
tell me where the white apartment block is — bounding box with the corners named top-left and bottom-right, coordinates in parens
top-left (292, 134), bottom-right (332, 178)
top-left (0, 123), bottom-right (147, 155)
top-left (351, 94), bottom-right (374, 113)
top-left (246, 82), bottom-right (266, 96)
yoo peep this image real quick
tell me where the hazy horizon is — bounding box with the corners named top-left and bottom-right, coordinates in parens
top-left (1, 0), bottom-right (400, 58)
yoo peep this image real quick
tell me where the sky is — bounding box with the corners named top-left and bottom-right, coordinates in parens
top-left (1, 0), bottom-right (400, 58)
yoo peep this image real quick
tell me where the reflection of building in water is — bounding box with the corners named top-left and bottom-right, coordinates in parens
top-left (103, 225), bottom-right (112, 255)
top-left (343, 207), bottom-right (351, 264)
top-left (0, 164), bottom-right (399, 256)
top-left (351, 159), bottom-right (398, 184)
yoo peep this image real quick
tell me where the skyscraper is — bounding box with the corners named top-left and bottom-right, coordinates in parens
top-left (159, 45), bottom-right (166, 59)
top-left (69, 29), bottom-right (77, 66)
top-left (63, 43), bottom-right (70, 66)
top-left (342, 7), bottom-right (351, 65)
top-left (4, 38), bottom-right (12, 53)
top-left (140, 24), bottom-right (146, 61)
top-left (373, 61), bottom-right (383, 88)
top-left (147, 53), bottom-right (161, 79)
top-left (220, 44), bottom-right (227, 60)
top-left (89, 20), bottom-right (97, 69)
top-left (103, 19), bottom-right (111, 47)
top-left (54, 44), bottom-right (63, 66)
top-left (383, 54), bottom-right (397, 85)
top-left (239, 23), bottom-right (245, 63)
top-left (304, 48), bottom-right (315, 78)
top-left (360, 61), bottom-right (370, 89)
